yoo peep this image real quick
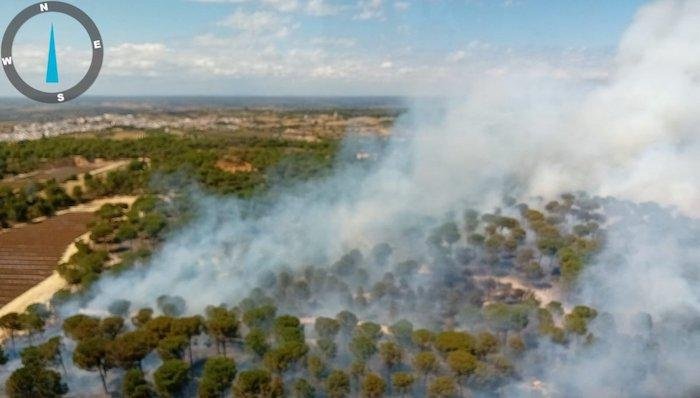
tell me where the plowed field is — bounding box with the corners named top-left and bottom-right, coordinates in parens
top-left (0, 213), bottom-right (94, 306)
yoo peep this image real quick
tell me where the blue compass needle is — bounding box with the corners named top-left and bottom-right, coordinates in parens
top-left (46, 24), bottom-right (59, 84)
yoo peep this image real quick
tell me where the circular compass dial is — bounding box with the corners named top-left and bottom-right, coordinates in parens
top-left (2, 1), bottom-right (103, 103)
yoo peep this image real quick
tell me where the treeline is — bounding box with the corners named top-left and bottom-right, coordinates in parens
top-left (0, 132), bottom-right (338, 197)
top-left (0, 180), bottom-right (74, 227)
top-left (0, 289), bottom-right (600, 398)
top-left (56, 196), bottom-right (171, 292)
top-left (0, 192), bottom-right (609, 397)
top-left (0, 160), bottom-right (148, 228)
top-left (1, 132), bottom-right (339, 227)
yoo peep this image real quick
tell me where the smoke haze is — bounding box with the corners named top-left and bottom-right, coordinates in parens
top-left (50, 0), bottom-right (700, 396)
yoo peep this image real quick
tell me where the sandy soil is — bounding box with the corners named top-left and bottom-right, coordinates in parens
top-left (86, 159), bottom-right (132, 176)
top-left (0, 231), bottom-right (89, 320)
top-left (215, 159), bottom-right (255, 174)
top-left (0, 195), bottom-right (138, 339)
top-left (56, 195), bottom-right (138, 215)
top-left (474, 275), bottom-right (562, 306)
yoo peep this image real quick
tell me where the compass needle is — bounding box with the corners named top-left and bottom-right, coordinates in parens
top-left (3, 2), bottom-right (102, 103)
top-left (46, 24), bottom-right (59, 84)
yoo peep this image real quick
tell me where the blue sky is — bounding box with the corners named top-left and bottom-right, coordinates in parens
top-left (0, 0), bottom-right (650, 96)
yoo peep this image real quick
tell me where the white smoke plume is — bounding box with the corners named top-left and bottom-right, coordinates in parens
top-left (78, 0), bottom-right (700, 304)
top-left (54, 0), bottom-right (700, 396)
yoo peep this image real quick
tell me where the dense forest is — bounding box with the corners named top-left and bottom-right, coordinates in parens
top-left (1, 180), bottom-right (610, 397)
top-left (0, 131), bottom-right (339, 227)
top-left (3, 127), bottom-right (675, 398)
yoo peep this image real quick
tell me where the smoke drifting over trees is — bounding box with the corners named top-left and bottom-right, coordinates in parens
top-left (1, 1), bottom-right (699, 396)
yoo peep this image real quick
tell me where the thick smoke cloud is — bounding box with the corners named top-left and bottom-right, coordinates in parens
top-left (64, 0), bottom-right (700, 396)
top-left (80, 0), bottom-right (700, 307)
top-left (572, 0), bottom-right (700, 214)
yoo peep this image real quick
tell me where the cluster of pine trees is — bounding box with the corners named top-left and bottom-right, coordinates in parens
top-left (1, 192), bottom-right (610, 397)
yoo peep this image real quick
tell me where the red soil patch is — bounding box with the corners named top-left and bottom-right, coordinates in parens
top-left (0, 213), bottom-right (94, 306)
top-left (215, 159), bottom-right (255, 174)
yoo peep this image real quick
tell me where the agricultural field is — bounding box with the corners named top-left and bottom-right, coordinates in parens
top-left (0, 156), bottom-right (129, 191)
top-left (0, 108), bottom-right (387, 314)
top-left (0, 110), bottom-right (375, 319)
top-left (0, 212), bottom-right (94, 307)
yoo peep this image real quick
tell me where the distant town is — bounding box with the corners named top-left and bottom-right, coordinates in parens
top-left (0, 110), bottom-right (397, 142)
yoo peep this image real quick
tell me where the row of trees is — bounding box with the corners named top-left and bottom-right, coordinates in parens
top-left (56, 197), bottom-right (167, 290)
top-left (2, 292), bottom-right (601, 397)
top-left (1, 132), bottom-right (339, 198)
top-left (88, 198), bottom-right (167, 246)
top-left (0, 303), bottom-right (52, 349)
top-left (0, 181), bottom-right (74, 227)
top-left (1, 192), bottom-right (607, 396)
top-left (2, 128), bottom-right (341, 230)
top-left (0, 160), bottom-right (150, 228)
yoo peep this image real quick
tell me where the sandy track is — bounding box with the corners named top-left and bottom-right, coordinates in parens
top-left (473, 275), bottom-right (562, 306)
top-left (62, 159), bottom-right (132, 194)
top-left (0, 196), bottom-right (137, 321)
top-left (56, 195), bottom-right (137, 214)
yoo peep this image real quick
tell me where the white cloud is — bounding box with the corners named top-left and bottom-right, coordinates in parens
top-left (218, 10), bottom-right (295, 37)
top-left (310, 65), bottom-right (339, 77)
top-left (306, 0), bottom-right (344, 16)
top-left (192, 0), bottom-right (299, 13)
top-left (394, 1), bottom-right (410, 11)
top-left (260, 0), bottom-right (300, 12)
top-left (20, 8), bottom-right (612, 96)
top-left (310, 37), bottom-right (357, 47)
top-left (218, 10), bottom-right (278, 31)
top-left (80, 36), bottom-right (611, 96)
top-left (355, 0), bottom-right (384, 20)
top-left (106, 43), bottom-right (171, 76)
top-left (194, 0), bottom-right (350, 17)
top-left (446, 50), bottom-right (466, 62)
